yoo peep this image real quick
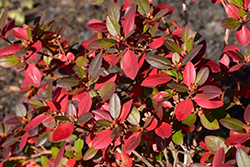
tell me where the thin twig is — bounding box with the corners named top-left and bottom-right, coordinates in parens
top-left (132, 150), bottom-right (154, 167)
top-left (8, 150), bottom-right (52, 161)
top-left (164, 148), bottom-right (170, 166)
top-left (224, 29), bottom-right (230, 47)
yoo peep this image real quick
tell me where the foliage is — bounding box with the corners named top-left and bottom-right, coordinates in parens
top-left (0, 0), bottom-right (250, 166)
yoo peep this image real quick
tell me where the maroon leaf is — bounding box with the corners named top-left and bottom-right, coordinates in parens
top-left (54, 143), bottom-right (66, 167)
top-left (149, 36), bottom-right (165, 49)
top-left (225, 4), bottom-right (240, 19)
top-left (181, 44), bottom-right (203, 65)
top-left (175, 99), bottom-right (193, 121)
top-left (225, 133), bottom-right (250, 145)
top-left (52, 123), bottom-right (74, 142)
top-left (92, 110), bottom-right (113, 122)
top-left (141, 74), bottom-right (172, 87)
top-left (195, 67), bottom-right (209, 86)
top-left (212, 147), bottom-right (225, 167)
top-left (226, 51), bottom-right (244, 62)
top-left (94, 73), bottom-right (117, 90)
top-left (77, 94), bottom-right (92, 117)
top-left (123, 4), bottom-right (136, 37)
top-left (12, 27), bottom-right (29, 40)
top-left (236, 25), bottom-right (250, 46)
top-left (123, 132), bottom-right (141, 154)
top-left (0, 44), bottom-right (23, 57)
top-left (122, 50), bottom-right (138, 80)
top-left (23, 114), bottom-right (49, 131)
top-left (119, 99), bottom-right (133, 122)
top-left (194, 98), bottom-right (223, 109)
top-left (92, 130), bottom-right (113, 149)
top-left (155, 122), bottom-right (172, 138)
top-left (1, 19), bottom-right (15, 37)
top-left (183, 61), bottom-right (196, 87)
top-left (25, 64), bottom-right (42, 88)
top-left (153, 4), bottom-right (175, 16)
top-left (244, 103), bottom-right (250, 124)
top-left (194, 85), bottom-right (222, 100)
top-left (4, 116), bottom-right (22, 126)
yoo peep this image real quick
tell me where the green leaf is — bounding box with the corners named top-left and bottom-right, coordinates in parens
top-left (88, 39), bottom-right (117, 49)
top-left (142, 24), bottom-right (149, 34)
top-left (76, 56), bottom-right (87, 67)
top-left (186, 38), bottom-right (194, 52)
top-left (172, 130), bottom-right (183, 145)
top-left (150, 22), bottom-right (159, 37)
top-left (43, 56), bottom-right (52, 65)
top-left (108, 2), bottom-right (120, 22)
top-left (182, 113), bottom-right (196, 126)
top-left (182, 24), bottom-right (194, 43)
top-left (97, 120), bottom-right (111, 127)
top-left (165, 40), bottom-right (182, 55)
top-left (106, 16), bottom-right (120, 37)
top-left (65, 151), bottom-right (74, 158)
top-left (238, 8), bottom-right (245, 17)
top-left (205, 135), bottom-right (227, 155)
top-left (228, 0), bottom-right (243, 7)
top-left (78, 67), bottom-right (85, 79)
top-left (100, 82), bottom-right (116, 102)
top-left (219, 118), bottom-right (244, 130)
top-left (27, 26), bottom-right (32, 41)
top-left (167, 82), bottom-right (188, 92)
top-left (54, 116), bottom-right (70, 121)
top-left (52, 147), bottom-right (59, 159)
top-left (83, 147), bottom-right (98, 161)
top-left (247, 44), bottom-right (250, 55)
top-left (74, 138), bottom-right (84, 153)
top-left (221, 18), bottom-right (240, 29)
top-left (200, 113), bottom-right (220, 130)
top-left (28, 100), bottom-right (44, 109)
top-left (145, 54), bottom-right (172, 69)
top-left (0, 54), bottom-right (20, 67)
top-left (41, 156), bottom-right (49, 167)
top-left (236, 147), bottom-right (250, 167)
top-left (41, 20), bottom-right (55, 32)
top-left (136, 0), bottom-right (150, 15)
top-left (88, 0), bottom-right (104, 5)
top-left (172, 52), bottom-right (180, 63)
top-left (153, 8), bottom-right (169, 20)
top-left (56, 77), bottom-right (79, 88)
top-left (127, 106), bottom-right (140, 125)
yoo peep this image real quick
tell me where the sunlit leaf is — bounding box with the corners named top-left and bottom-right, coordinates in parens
top-left (0, 54), bottom-right (19, 68)
top-left (83, 147), bottom-right (98, 161)
top-left (175, 99), bottom-right (193, 121)
top-left (200, 113), bottom-right (220, 130)
top-left (100, 82), bottom-right (116, 102)
top-left (123, 132), bottom-right (141, 154)
top-left (106, 16), bottom-right (120, 37)
top-left (172, 130), bottom-right (183, 145)
top-left (154, 122), bottom-right (172, 138)
top-left (136, 0), bottom-right (150, 15)
top-left (236, 147), bottom-right (250, 167)
top-left (92, 130), bottom-right (113, 149)
top-left (127, 106), bottom-right (140, 125)
top-left (205, 135), bottom-right (227, 154)
top-left (52, 123), bottom-right (74, 142)
top-left (145, 54), bottom-right (172, 69)
top-left (109, 93), bottom-right (121, 119)
top-left (24, 114), bottom-right (49, 131)
top-left (122, 49), bottom-right (138, 80)
top-left (219, 118), bottom-right (244, 130)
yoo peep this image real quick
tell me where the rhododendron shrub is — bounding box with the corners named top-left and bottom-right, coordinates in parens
top-left (0, 0), bottom-right (250, 166)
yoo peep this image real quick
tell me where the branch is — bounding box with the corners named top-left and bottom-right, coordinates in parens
top-left (132, 150), bottom-right (154, 167)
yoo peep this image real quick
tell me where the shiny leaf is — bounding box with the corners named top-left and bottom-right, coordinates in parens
top-left (175, 99), bottom-right (193, 121)
top-left (205, 135), bottom-right (227, 154)
top-left (109, 93), bottom-right (121, 119)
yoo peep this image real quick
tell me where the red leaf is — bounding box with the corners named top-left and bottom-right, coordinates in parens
top-left (87, 19), bottom-right (106, 32)
top-left (54, 143), bottom-right (66, 167)
top-left (25, 64), bottom-right (42, 88)
top-left (245, 0), bottom-right (250, 7)
top-left (23, 114), bottom-right (49, 131)
top-left (67, 52), bottom-right (75, 61)
top-left (225, 4), bottom-right (240, 19)
top-left (153, 4), bottom-right (175, 15)
top-left (200, 151), bottom-right (212, 165)
top-left (0, 44), bottom-right (23, 57)
top-left (148, 36), bottom-right (165, 49)
top-left (30, 40), bottom-right (43, 52)
top-left (225, 51), bottom-right (244, 62)
top-left (47, 100), bottom-right (57, 112)
top-left (122, 50), bottom-right (139, 80)
top-left (92, 130), bottom-right (113, 149)
top-left (155, 122), bottom-right (172, 138)
top-left (66, 158), bottom-right (76, 167)
top-left (211, 0), bottom-right (221, 4)
top-left (19, 132), bottom-right (29, 151)
top-left (175, 99), bottom-right (193, 121)
top-left (12, 27), bottom-right (29, 40)
top-left (59, 54), bottom-right (68, 62)
top-left (77, 94), bottom-right (92, 117)
top-left (123, 4), bottom-right (136, 37)
top-left (225, 133), bottom-right (250, 145)
top-left (123, 132), bottom-right (141, 154)
top-left (228, 63), bottom-right (245, 73)
top-left (145, 117), bottom-right (158, 131)
top-left (153, 91), bottom-right (169, 102)
top-left (94, 73), bottom-right (117, 90)
top-left (236, 25), bottom-right (250, 46)
top-left (183, 61), bottom-right (196, 87)
top-left (104, 54), bottom-right (117, 66)
top-left (212, 147), bottom-right (225, 167)
top-left (1, 20), bottom-right (15, 37)
top-left (194, 98), bottom-right (224, 109)
top-left (223, 44), bottom-right (240, 53)
top-left (119, 99), bottom-right (133, 122)
top-left (194, 85), bottom-right (222, 100)
top-left (141, 74), bottom-right (172, 87)
top-left (52, 123), bottom-right (74, 142)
